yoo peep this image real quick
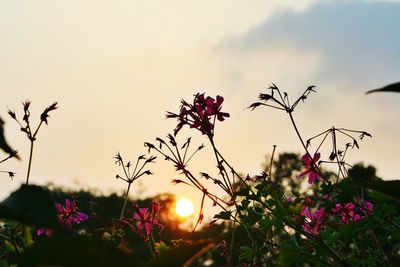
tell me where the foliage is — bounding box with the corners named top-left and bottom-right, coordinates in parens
top-left (0, 86), bottom-right (399, 266)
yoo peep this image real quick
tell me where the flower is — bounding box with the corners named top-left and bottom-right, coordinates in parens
top-left (364, 201), bottom-right (374, 215)
top-left (301, 207), bottom-right (325, 235)
top-left (132, 202), bottom-right (162, 241)
top-left (166, 93), bottom-right (230, 136)
top-left (55, 199), bottom-right (88, 228)
top-left (331, 200), bottom-right (373, 224)
top-left (331, 202), bottom-right (359, 224)
top-left (37, 228), bottom-right (53, 237)
top-left (298, 153), bottom-right (321, 184)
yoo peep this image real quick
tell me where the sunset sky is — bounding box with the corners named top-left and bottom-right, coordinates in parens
top-left (1, 0), bottom-right (399, 220)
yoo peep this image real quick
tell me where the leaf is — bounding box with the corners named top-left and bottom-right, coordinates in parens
top-left (0, 185), bottom-right (58, 228)
top-left (239, 245), bottom-right (253, 261)
top-left (214, 210), bottom-right (232, 220)
top-left (0, 116), bottom-right (19, 159)
top-left (19, 233), bottom-right (143, 267)
top-left (357, 180), bottom-right (400, 201)
top-left (366, 81), bottom-right (400, 94)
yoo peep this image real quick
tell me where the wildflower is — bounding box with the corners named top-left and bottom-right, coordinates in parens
top-left (166, 93), bottom-right (229, 136)
top-left (301, 207), bottom-right (325, 235)
top-left (322, 194), bottom-right (333, 202)
top-left (55, 199), bottom-right (88, 228)
top-left (364, 201), bottom-right (374, 215)
top-left (37, 228), bottom-right (53, 237)
top-left (331, 202), bottom-right (359, 224)
top-left (298, 153), bottom-right (321, 184)
top-left (132, 202), bottom-right (162, 241)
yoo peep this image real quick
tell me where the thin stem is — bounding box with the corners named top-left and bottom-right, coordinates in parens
top-left (228, 210), bottom-right (238, 261)
top-left (288, 112), bottom-right (325, 181)
top-left (120, 182), bottom-right (132, 219)
top-left (26, 140), bottom-right (34, 185)
top-left (269, 145), bottom-right (277, 178)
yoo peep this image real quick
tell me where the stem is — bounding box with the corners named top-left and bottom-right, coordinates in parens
top-left (228, 211), bottom-right (238, 261)
top-left (26, 140), bottom-right (34, 185)
top-left (288, 112), bottom-right (325, 180)
top-left (269, 145), bottom-right (277, 178)
top-left (120, 182), bottom-right (132, 219)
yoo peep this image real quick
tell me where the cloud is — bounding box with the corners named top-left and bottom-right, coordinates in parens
top-left (220, 0), bottom-right (400, 90)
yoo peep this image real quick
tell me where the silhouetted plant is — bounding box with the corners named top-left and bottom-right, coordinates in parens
top-left (8, 101), bottom-right (58, 184)
top-left (114, 152), bottom-right (156, 219)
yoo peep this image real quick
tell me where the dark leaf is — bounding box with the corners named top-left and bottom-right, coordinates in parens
top-left (356, 180), bottom-right (400, 201)
top-left (214, 210), bottom-right (232, 220)
top-left (366, 81), bottom-right (400, 94)
top-left (0, 185), bottom-right (58, 228)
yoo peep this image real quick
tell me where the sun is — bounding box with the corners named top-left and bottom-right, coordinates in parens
top-left (175, 198), bottom-right (194, 217)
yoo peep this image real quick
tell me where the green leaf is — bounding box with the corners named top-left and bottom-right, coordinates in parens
top-left (239, 245), bottom-right (252, 261)
top-left (0, 185), bottom-right (58, 228)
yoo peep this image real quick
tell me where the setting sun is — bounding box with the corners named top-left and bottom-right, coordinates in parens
top-left (175, 198), bottom-right (194, 217)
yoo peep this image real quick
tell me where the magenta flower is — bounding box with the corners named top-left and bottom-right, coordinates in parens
top-left (132, 202), bottom-right (161, 241)
top-left (37, 228), bottom-right (53, 237)
top-left (55, 199), bottom-right (88, 228)
top-left (298, 153), bottom-right (321, 184)
top-left (166, 93), bottom-right (230, 136)
top-left (331, 202), bottom-right (359, 224)
top-left (364, 201), bottom-right (374, 215)
top-left (301, 207), bottom-right (325, 235)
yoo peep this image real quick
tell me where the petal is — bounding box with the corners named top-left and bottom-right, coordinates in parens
top-left (313, 153), bottom-right (321, 162)
top-left (139, 208), bottom-right (148, 217)
top-left (298, 169), bottom-right (310, 179)
top-left (216, 95), bottom-right (224, 106)
top-left (65, 199), bottom-right (73, 213)
top-left (55, 203), bottom-right (63, 213)
top-left (77, 212), bottom-right (89, 221)
top-left (301, 154), bottom-right (312, 165)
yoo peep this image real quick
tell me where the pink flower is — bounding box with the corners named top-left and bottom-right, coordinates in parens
top-left (331, 202), bottom-right (358, 224)
top-left (364, 201), bottom-right (374, 215)
top-left (298, 153), bottom-right (321, 184)
top-left (132, 202), bottom-right (162, 241)
top-left (166, 93), bottom-right (230, 136)
top-left (37, 228), bottom-right (53, 237)
top-left (322, 194), bottom-right (333, 202)
top-left (55, 199), bottom-right (88, 228)
top-left (301, 207), bottom-right (325, 235)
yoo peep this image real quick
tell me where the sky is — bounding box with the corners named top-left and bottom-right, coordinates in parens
top-left (0, 0), bottom-right (399, 220)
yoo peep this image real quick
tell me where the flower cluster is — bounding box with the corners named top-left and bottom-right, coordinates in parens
top-left (37, 198), bottom-right (88, 236)
top-left (132, 202), bottom-right (162, 241)
top-left (56, 198), bottom-right (89, 228)
top-left (331, 201), bottom-right (373, 224)
top-left (166, 93), bottom-right (230, 136)
top-left (298, 195), bottom-right (374, 235)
